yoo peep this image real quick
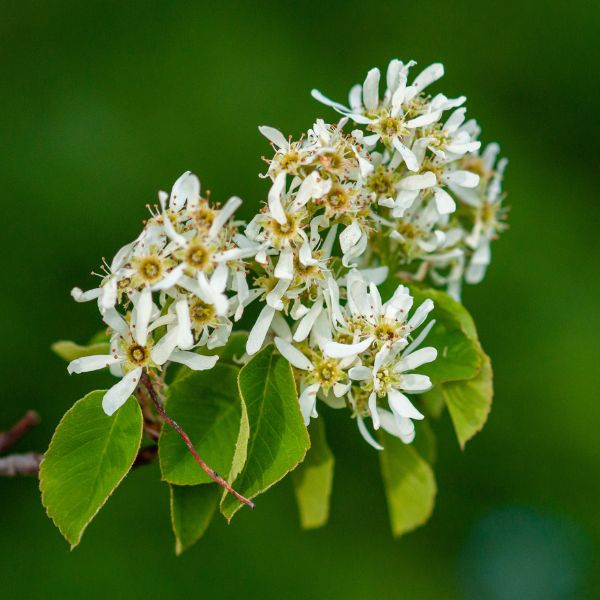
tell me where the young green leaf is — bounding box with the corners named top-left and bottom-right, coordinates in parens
top-left (220, 345), bottom-right (310, 521)
top-left (378, 430), bottom-right (437, 537)
top-left (159, 363), bottom-right (246, 485)
top-left (292, 418), bottom-right (335, 529)
top-left (443, 350), bottom-right (493, 449)
top-left (51, 340), bottom-right (110, 362)
top-left (214, 331), bottom-right (249, 364)
top-left (420, 386), bottom-right (446, 419)
top-left (408, 285), bottom-right (481, 385)
top-left (87, 330), bottom-right (111, 345)
top-left (413, 420), bottom-right (437, 465)
top-left (39, 391), bottom-right (142, 548)
top-left (170, 484), bottom-right (219, 555)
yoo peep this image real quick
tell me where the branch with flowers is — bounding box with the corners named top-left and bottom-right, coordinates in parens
top-left (32, 59), bottom-right (507, 552)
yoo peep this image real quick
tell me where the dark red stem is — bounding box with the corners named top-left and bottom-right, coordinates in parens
top-left (0, 411), bottom-right (40, 454)
top-left (140, 370), bottom-right (254, 509)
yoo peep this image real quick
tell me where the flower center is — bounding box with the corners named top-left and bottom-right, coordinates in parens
top-left (279, 150), bottom-right (299, 170)
top-left (190, 300), bottom-right (216, 327)
top-left (127, 343), bottom-right (148, 366)
top-left (325, 186), bottom-right (349, 210)
top-left (267, 212), bottom-right (302, 244)
top-left (311, 358), bottom-right (342, 392)
top-left (368, 166), bottom-right (397, 197)
top-left (185, 243), bottom-right (211, 270)
top-left (137, 257), bottom-right (162, 282)
top-left (319, 151), bottom-right (343, 171)
top-left (193, 205), bottom-right (215, 230)
top-left (370, 115), bottom-right (407, 142)
top-left (395, 222), bottom-right (422, 240)
top-left (375, 367), bottom-right (392, 396)
top-left (374, 321), bottom-right (400, 342)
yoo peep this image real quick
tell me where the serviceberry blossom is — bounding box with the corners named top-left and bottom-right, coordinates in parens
top-left (67, 58), bottom-right (507, 452)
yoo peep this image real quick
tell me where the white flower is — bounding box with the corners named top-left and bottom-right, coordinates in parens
top-left (67, 298), bottom-right (218, 416)
top-left (274, 326), bottom-right (353, 425)
top-left (312, 61), bottom-right (463, 170)
top-left (349, 342), bottom-right (436, 440)
top-left (323, 271), bottom-right (434, 359)
top-left (245, 223), bottom-right (338, 356)
top-left (454, 144), bottom-right (509, 285)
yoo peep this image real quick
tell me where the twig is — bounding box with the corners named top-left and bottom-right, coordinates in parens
top-left (0, 445), bottom-right (160, 477)
top-left (0, 411), bottom-right (40, 453)
top-left (0, 452), bottom-right (43, 476)
top-left (140, 370), bottom-right (255, 509)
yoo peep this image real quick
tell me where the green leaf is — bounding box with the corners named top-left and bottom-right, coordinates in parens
top-left (420, 386), bottom-right (446, 419)
top-left (408, 286), bottom-right (481, 385)
top-left (170, 484), bottom-right (219, 555)
top-left (220, 345), bottom-right (310, 521)
top-left (215, 331), bottom-right (249, 364)
top-left (39, 391), bottom-right (142, 548)
top-left (51, 340), bottom-right (110, 362)
top-left (378, 430), bottom-right (437, 537)
top-left (292, 418), bottom-right (334, 529)
top-left (443, 349), bottom-right (493, 449)
top-left (159, 363), bottom-right (246, 485)
top-left (172, 331), bottom-right (249, 384)
top-left (413, 420), bottom-right (437, 465)
top-left (87, 330), bottom-right (111, 345)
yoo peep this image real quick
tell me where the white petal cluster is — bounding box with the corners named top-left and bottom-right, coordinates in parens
top-left (68, 58), bottom-right (507, 450)
top-left (69, 172), bottom-right (257, 415)
top-left (272, 271), bottom-right (437, 448)
top-left (312, 59), bottom-right (508, 299)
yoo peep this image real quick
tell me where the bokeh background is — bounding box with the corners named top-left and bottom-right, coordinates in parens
top-left (1, 1), bottom-right (598, 598)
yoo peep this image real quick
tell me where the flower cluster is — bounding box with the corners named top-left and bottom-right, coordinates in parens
top-left (68, 59), bottom-right (507, 448)
top-left (311, 59), bottom-right (508, 298)
top-left (68, 171), bottom-right (260, 415)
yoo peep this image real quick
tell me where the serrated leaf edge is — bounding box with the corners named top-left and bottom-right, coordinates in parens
top-left (39, 391), bottom-right (143, 549)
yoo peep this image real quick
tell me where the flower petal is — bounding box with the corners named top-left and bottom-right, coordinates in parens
top-left (209, 196), bottom-right (242, 239)
top-left (67, 354), bottom-right (120, 374)
top-left (396, 347), bottom-right (437, 372)
top-left (388, 388), bottom-right (424, 420)
top-left (258, 125), bottom-right (288, 149)
top-left (399, 373), bottom-right (432, 393)
top-left (357, 416), bottom-right (384, 450)
top-left (399, 172), bottom-right (437, 191)
top-left (324, 336), bottom-right (375, 358)
top-left (299, 383), bottom-right (320, 426)
top-left (348, 366), bottom-right (371, 381)
top-left (293, 297), bottom-right (323, 342)
top-left (268, 172), bottom-right (287, 224)
top-left (274, 245), bottom-right (294, 280)
top-left (246, 305), bottom-right (276, 355)
top-left (169, 350), bottom-right (219, 371)
top-left (274, 337), bottom-right (313, 371)
top-left (362, 67), bottom-right (380, 112)
top-left (433, 186), bottom-right (457, 215)
top-left (102, 367), bottom-right (142, 416)
top-left (133, 286), bottom-right (153, 346)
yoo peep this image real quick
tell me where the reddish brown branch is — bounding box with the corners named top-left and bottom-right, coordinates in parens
top-left (140, 370), bottom-right (254, 509)
top-left (0, 411), bottom-right (40, 454)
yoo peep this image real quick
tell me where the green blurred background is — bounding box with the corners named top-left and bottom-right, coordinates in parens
top-left (1, 1), bottom-right (598, 598)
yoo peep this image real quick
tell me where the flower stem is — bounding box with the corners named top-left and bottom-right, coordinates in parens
top-left (140, 370), bottom-right (255, 509)
top-left (0, 411), bottom-right (40, 454)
